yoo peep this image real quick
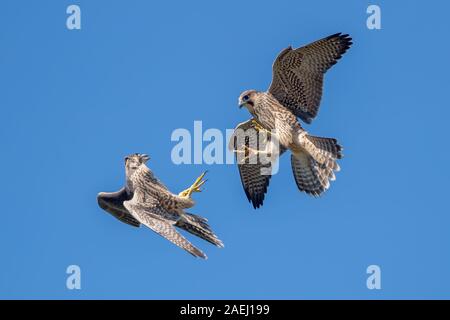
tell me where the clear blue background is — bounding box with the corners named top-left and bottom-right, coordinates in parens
top-left (1, 0), bottom-right (449, 299)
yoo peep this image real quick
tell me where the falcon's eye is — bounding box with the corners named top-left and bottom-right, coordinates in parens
top-left (243, 95), bottom-right (249, 101)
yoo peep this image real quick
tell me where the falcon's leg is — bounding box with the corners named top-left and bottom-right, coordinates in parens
top-left (178, 171), bottom-right (207, 198)
top-left (251, 119), bottom-right (271, 136)
top-left (233, 120), bottom-right (280, 164)
top-left (235, 144), bottom-right (279, 164)
top-left (233, 147), bottom-right (261, 164)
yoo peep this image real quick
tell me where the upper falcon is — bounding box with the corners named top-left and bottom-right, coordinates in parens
top-left (230, 33), bottom-right (351, 208)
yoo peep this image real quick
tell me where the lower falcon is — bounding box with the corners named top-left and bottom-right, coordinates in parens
top-left (97, 153), bottom-right (223, 259)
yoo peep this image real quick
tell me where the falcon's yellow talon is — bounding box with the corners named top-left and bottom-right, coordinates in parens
top-left (178, 171), bottom-right (208, 198)
top-left (251, 119), bottom-right (271, 135)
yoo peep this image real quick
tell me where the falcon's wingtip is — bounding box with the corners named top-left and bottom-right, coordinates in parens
top-left (250, 197), bottom-right (265, 210)
top-left (192, 250), bottom-right (208, 259)
top-left (327, 32), bottom-right (353, 49)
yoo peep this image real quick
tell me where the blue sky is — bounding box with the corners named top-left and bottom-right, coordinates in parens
top-left (1, 0), bottom-right (449, 299)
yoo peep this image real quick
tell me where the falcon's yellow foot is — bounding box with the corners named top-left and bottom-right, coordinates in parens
top-left (178, 171), bottom-right (207, 198)
top-left (251, 119), bottom-right (272, 145)
top-left (251, 119), bottom-right (271, 135)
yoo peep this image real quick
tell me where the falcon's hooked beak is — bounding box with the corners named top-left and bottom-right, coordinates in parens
top-left (239, 100), bottom-right (254, 109)
top-left (239, 93), bottom-right (254, 109)
top-left (140, 154), bottom-right (150, 163)
top-left (238, 98), bottom-right (247, 109)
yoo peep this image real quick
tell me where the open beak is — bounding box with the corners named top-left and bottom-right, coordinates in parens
top-left (141, 154), bottom-right (150, 162)
top-left (239, 102), bottom-right (245, 109)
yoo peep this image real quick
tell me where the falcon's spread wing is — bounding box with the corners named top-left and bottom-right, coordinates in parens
top-left (229, 119), bottom-right (286, 209)
top-left (269, 33), bottom-right (352, 124)
top-left (97, 188), bottom-right (140, 227)
top-left (124, 189), bottom-right (206, 259)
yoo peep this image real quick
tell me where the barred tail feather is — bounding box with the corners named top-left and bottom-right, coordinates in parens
top-left (184, 212), bottom-right (209, 227)
top-left (176, 214), bottom-right (224, 248)
top-left (291, 152), bottom-right (328, 196)
top-left (307, 135), bottom-right (343, 159)
top-left (292, 134), bottom-right (342, 197)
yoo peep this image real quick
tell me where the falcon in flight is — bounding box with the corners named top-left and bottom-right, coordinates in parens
top-left (97, 153), bottom-right (223, 259)
top-left (230, 33), bottom-right (352, 208)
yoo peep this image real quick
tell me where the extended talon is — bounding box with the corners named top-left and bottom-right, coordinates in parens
top-left (251, 119), bottom-right (272, 145)
top-left (178, 171), bottom-right (208, 198)
top-left (251, 119), bottom-right (271, 135)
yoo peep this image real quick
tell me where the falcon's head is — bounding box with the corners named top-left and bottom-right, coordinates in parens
top-left (125, 153), bottom-right (150, 176)
top-left (238, 90), bottom-right (258, 112)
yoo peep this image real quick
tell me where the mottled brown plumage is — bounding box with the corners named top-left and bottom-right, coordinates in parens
top-left (269, 33), bottom-right (352, 124)
top-left (231, 33), bottom-right (351, 207)
top-left (229, 119), bottom-right (287, 208)
top-left (98, 154), bottom-right (223, 258)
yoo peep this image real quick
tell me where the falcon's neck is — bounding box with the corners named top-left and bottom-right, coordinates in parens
top-left (126, 165), bottom-right (160, 195)
top-left (251, 93), bottom-right (278, 130)
top-left (125, 165), bottom-right (148, 193)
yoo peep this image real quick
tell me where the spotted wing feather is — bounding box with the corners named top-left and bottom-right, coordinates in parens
top-left (229, 119), bottom-right (286, 209)
top-left (124, 197), bottom-right (206, 259)
top-left (269, 33), bottom-right (352, 123)
top-left (97, 188), bottom-right (140, 227)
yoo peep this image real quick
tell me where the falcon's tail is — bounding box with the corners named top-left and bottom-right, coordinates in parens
top-left (306, 135), bottom-right (343, 160)
top-left (292, 134), bottom-right (342, 197)
top-left (176, 213), bottom-right (224, 248)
